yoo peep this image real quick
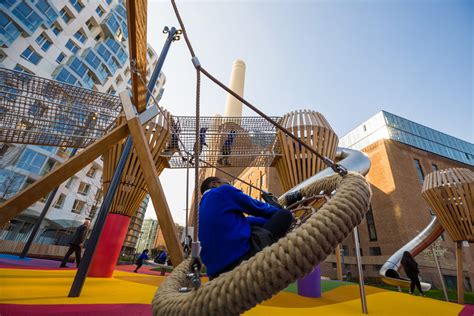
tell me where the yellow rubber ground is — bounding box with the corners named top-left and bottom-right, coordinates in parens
top-left (0, 268), bottom-right (464, 316)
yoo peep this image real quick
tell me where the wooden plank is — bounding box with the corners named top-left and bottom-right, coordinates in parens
top-left (126, 0), bottom-right (148, 113)
top-left (121, 92), bottom-right (183, 266)
top-left (335, 244), bottom-right (343, 281)
top-left (0, 123), bottom-right (129, 226)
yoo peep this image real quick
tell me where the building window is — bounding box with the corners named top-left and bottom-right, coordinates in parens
top-left (369, 247), bottom-right (382, 256)
top-left (16, 148), bottom-right (47, 174)
top-left (59, 7), bottom-right (73, 23)
top-left (55, 68), bottom-right (78, 85)
top-left (56, 53), bottom-right (66, 64)
top-left (41, 159), bottom-right (56, 175)
top-left (373, 264), bottom-right (382, 272)
top-left (69, 0), bottom-right (84, 13)
top-left (89, 206), bottom-right (98, 219)
top-left (35, 0), bottom-right (58, 25)
top-left (86, 166), bottom-right (98, 178)
top-left (432, 164), bottom-right (439, 172)
top-left (65, 176), bottom-right (76, 189)
top-left (86, 17), bottom-right (98, 30)
top-left (21, 47), bottom-right (42, 65)
top-left (0, 170), bottom-right (24, 198)
top-left (72, 199), bottom-right (85, 214)
top-left (413, 159), bottom-right (424, 184)
top-left (53, 193), bottom-right (66, 209)
top-left (36, 33), bottom-right (52, 52)
top-left (95, 6), bottom-right (105, 17)
top-left (52, 22), bottom-right (63, 35)
top-left (13, 64), bottom-right (33, 74)
top-left (77, 182), bottom-right (91, 195)
top-left (73, 29), bottom-right (87, 43)
top-left (341, 245), bottom-right (349, 256)
top-left (12, 2), bottom-right (41, 32)
top-left (65, 40), bottom-right (79, 53)
top-left (365, 206), bottom-right (378, 241)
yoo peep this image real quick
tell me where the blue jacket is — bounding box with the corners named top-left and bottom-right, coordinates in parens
top-left (199, 184), bottom-right (280, 277)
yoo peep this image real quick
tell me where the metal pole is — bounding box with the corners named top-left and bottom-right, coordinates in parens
top-left (185, 152), bottom-right (190, 248)
top-left (146, 27), bottom-right (176, 105)
top-left (19, 187), bottom-right (59, 258)
top-left (353, 227), bottom-right (368, 314)
top-left (68, 137), bottom-right (133, 297)
top-left (431, 246), bottom-right (448, 301)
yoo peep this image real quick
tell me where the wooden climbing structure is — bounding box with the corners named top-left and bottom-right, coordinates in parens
top-left (422, 167), bottom-right (474, 304)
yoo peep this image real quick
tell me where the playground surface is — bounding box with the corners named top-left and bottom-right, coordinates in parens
top-left (0, 254), bottom-right (469, 316)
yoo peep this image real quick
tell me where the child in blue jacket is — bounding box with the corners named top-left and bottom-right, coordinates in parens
top-left (199, 177), bottom-right (293, 279)
top-left (134, 249), bottom-right (149, 273)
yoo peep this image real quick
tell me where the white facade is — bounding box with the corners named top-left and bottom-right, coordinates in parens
top-left (0, 0), bottom-right (164, 244)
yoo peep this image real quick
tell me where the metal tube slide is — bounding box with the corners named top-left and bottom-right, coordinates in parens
top-left (379, 217), bottom-right (444, 291)
top-left (279, 147), bottom-right (371, 204)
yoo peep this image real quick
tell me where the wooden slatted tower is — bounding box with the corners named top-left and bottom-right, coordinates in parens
top-left (421, 167), bottom-right (474, 304)
top-left (275, 110), bottom-right (338, 191)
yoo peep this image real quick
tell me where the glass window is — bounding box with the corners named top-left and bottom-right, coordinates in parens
top-left (95, 6), bottom-right (105, 17)
top-left (0, 170), bottom-right (25, 198)
top-left (369, 247), bottom-right (382, 256)
top-left (36, 33), bottom-right (52, 51)
top-left (73, 29), bottom-right (87, 43)
top-left (86, 166), bottom-right (97, 178)
top-left (35, 0), bottom-right (58, 25)
top-left (413, 159), bottom-right (424, 184)
top-left (69, 57), bottom-right (87, 77)
top-left (17, 148), bottom-right (47, 174)
top-left (41, 159), bottom-right (56, 175)
top-left (65, 39), bottom-right (79, 53)
top-left (21, 46), bottom-right (42, 65)
top-left (77, 182), bottom-right (91, 195)
top-left (13, 64), bottom-right (33, 74)
top-left (72, 199), bottom-right (85, 214)
top-left (56, 53), bottom-right (66, 64)
top-left (65, 176), bottom-right (76, 188)
top-left (365, 206), bottom-right (378, 241)
top-left (52, 22), bottom-right (62, 35)
top-left (53, 193), bottom-right (66, 209)
top-left (55, 68), bottom-right (78, 85)
top-left (69, 0), bottom-right (84, 13)
top-left (12, 2), bottom-right (41, 32)
top-left (0, 11), bottom-right (20, 43)
top-left (59, 7), bottom-right (72, 23)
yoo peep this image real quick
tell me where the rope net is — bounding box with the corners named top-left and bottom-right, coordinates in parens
top-left (163, 115), bottom-right (282, 168)
top-left (0, 68), bottom-right (122, 148)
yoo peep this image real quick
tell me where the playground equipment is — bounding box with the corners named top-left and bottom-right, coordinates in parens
top-left (0, 0), bottom-right (374, 314)
top-left (422, 168), bottom-right (474, 304)
top-left (379, 217), bottom-right (443, 291)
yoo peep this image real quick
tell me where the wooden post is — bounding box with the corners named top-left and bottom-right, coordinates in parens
top-left (335, 244), bottom-right (343, 281)
top-left (456, 241), bottom-right (464, 304)
top-left (120, 92), bottom-right (184, 266)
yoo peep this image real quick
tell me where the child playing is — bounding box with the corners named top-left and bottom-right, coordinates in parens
top-left (134, 249), bottom-right (149, 273)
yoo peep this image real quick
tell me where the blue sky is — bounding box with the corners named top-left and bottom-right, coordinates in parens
top-left (145, 0), bottom-right (473, 224)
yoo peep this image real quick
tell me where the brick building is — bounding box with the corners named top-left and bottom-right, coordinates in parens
top-left (207, 110), bottom-right (473, 290)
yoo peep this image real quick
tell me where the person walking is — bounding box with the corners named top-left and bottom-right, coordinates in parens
top-left (189, 127), bottom-right (208, 164)
top-left (134, 249), bottom-right (149, 273)
top-left (401, 251), bottom-right (425, 296)
top-left (59, 218), bottom-right (90, 268)
top-left (217, 130), bottom-right (236, 166)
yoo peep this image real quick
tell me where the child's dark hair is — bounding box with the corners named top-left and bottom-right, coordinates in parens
top-left (200, 177), bottom-right (221, 194)
top-left (143, 249), bottom-right (149, 253)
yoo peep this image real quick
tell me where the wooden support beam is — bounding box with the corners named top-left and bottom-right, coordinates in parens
top-left (126, 0), bottom-right (148, 113)
top-left (456, 241), bottom-right (465, 304)
top-left (0, 123), bottom-right (129, 226)
top-left (120, 92), bottom-right (184, 266)
top-left (335, 244), bottom-right (343, 281)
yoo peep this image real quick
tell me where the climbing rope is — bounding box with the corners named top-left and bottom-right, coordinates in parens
top-left (152, 172), bottom-right (372, 315)
top-left (169, 0), bottom-right (347, 177)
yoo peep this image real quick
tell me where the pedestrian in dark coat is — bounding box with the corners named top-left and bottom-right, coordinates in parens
top-left (134, 249), bottom-right (149, 273)
top-left (59, 218), bottom-right (90, 268)
top-left (401, 251), bottom-right (425, 295)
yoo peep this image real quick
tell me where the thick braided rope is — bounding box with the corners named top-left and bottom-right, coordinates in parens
top-left (152, 172), bottom-right (371, 315)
